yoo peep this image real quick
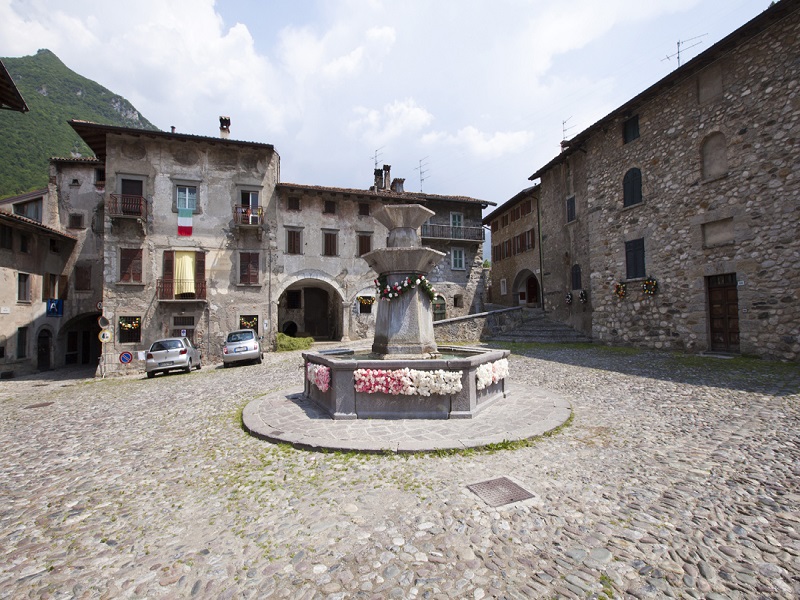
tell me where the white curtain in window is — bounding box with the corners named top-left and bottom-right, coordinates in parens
top-left (175, 251), bottom-right (195, 295)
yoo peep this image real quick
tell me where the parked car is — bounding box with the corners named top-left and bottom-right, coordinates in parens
top-left (222, 329), bottom-right (263, 367)
top-left (145, 337), bottom-right (202, 378)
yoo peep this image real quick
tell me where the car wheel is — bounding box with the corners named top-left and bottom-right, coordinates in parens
top-left (256, 354), bottom-right (262, 365)
top-left (196, 361), bottom-right (202, 370)
top-left (147, 371), bottom-right (155, 379)
top-left (223, 362), bottom-right (230, 368)
top-left (184, 360), bottom-right (192, 373)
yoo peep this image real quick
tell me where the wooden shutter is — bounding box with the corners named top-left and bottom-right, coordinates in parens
top-left (59, 275), bottom-right (68, 300)
top-left (163, 250), bottom-right (174, 280)
top-left (195, 251), bottom-right (205, 279)
top-left (240, 252), bottom-right (259, 284)
top-left (121, 249), bottom-right (143, 283)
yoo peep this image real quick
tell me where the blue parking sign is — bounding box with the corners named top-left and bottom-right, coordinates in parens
top-left (46, 299), bottom-right (63, 317)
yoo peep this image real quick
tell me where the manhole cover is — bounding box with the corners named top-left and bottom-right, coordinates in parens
top-left (467, 476), bottom-right (534, 507)
top-left (24, 402), bottom-right (54, 409)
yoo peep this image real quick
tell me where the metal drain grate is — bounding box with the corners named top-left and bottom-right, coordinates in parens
top-left (467, 476), bottom-right (534, 507)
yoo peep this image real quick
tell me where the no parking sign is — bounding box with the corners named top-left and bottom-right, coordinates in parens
top-left (119, 352), bottom-right (133, 364)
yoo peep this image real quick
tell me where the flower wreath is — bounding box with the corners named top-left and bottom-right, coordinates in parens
top-left (614, 283), bottom-right (627, 299)
top-left (642, 277), bottom-right (658, 296)
top-left (565, 292), bottom-right (573, 305)
top-left (375, 274), bottom-right (437, 302)
top-left (239, 316), bottom-right (258, 329)
top-left (579, 289), bottom-right (588, 304)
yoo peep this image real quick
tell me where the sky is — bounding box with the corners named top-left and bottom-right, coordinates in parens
top-left (0, 0), bottom-right (768, 212)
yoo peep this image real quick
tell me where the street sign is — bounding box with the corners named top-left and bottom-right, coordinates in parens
top-left (46, 299), bottom-right (63, 317)
top-left (98, 315), bottom-right (110, 328)
top-left (98, 330), bottom-right (112, 343)
top-left (119, 352), bottom-right (133, 364)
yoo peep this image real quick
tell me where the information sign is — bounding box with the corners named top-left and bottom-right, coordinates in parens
top-left (99, 329), bottom-right (113, 343)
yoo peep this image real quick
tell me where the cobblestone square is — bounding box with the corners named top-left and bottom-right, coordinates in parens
top-left (1, 344), bottom-right (798, 599)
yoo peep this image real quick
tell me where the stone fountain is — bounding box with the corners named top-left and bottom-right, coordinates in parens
top-left (302, 204), bottom-right (510, 419)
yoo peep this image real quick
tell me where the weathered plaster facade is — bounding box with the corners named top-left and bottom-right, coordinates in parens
top-left (529, 1), bottom-right (800, 360)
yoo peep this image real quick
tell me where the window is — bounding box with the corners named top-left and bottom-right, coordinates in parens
top-left (288, 196), bottom-right (301, 211)
top-left (95, 168), bottom-right (106, 186)
top-left (451, 247), bottom-right (465, 270)
top-left (571, 265), bottom-right (582, 290)
top-left (566, 196), bottom-right (576, 223)
top-left (75, 264), bottom-right (92, 291)
top-left (17, 273), bottom-right (30, 302)
top-left (119, 316), bottom-right (141, 344)
top-left (432, 296), bottom-right (446, 321)
top-left (623, 115), bottom-right (640, 144)
top-left (323, 200), bottom-right (336, 214)
top-left (68, 213), bottom-right (85, 229)
top-left (500, 279), bottom-right (508, 296)
top-left (625, 238), bottom-right (646, 279)
top-left (171, 316), bottom-right (196, 343)
top-left (521, 200), bottom-right (532, 215)
top-left (701, 132), bottom-right (728, 180)
top-left (177, 185), bottom-right (197, 211)
top-left (501, 214), bottom-right (509, 228)
top-left (525, 229), bottom-right (535, 251)
top-left (0, 224), bottom-right (11, 249)
top-left (162, 251), bottom-right (205, 299)
top-left (20, 233), bottom-right (30, 253)
top-left (623, 168), bottom-right (643, 207)
top-left (239, 315), bottom-right (259, 331)
top-left (14, 199), bottom-right (42, 222)
top-left (450, 212), bottom-right (463, 228)
top-left (357, 296), bottom-right (373, 314)
top-left (50, 239), bottom-right (60, 254)
top-left (241, 190), bottom-right (259, 211)
top-left (16, 327), bottom-right (28, 359)
top-left (358, 233), bottom-right (372, 256)
top-left (286, 229), bottom-right (302, 254)
top-left (491, 220), bottom-right (499, 233)
top-left (239, 252), bottom-right (260, 285)
top-left (42, 273), bottom-right (59, 301)
top-left (286, 290), bottom-right (301, 309)
top-left (453, 295), bottom-right (464, 308)
top-left (120, 248), bottom-right (143, 283)
top-left (358, 203), bottom-right (370, 216)
top-left (323, 231), bottom-right (338, 256)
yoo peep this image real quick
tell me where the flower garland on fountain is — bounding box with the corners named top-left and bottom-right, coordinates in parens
top-left (354, 367), bottom-right (463, 396)
top-left (306, 363), bottom-right (331, 393)
top-left (375, 274), bottom-right (437, 302)
top-left (475, 358), bottom-right (509, 390)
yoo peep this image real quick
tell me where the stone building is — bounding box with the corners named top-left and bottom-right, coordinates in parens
top-left (64, 120), bottom-right (492, 375)
top-left (528, 0), bottom-right (800, 360)
top-left (482, 185), bottom-right (542, 308)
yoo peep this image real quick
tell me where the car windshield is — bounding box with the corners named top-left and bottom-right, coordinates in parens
top-left (227, 331), bottom-right (254, 343)
top-left (150, 340), bottom-right (183, 351)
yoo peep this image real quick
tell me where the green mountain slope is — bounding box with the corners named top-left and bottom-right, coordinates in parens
top-left (0, 49), bottom-right (159, 198)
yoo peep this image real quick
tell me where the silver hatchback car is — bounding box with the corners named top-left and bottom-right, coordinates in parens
top-left (222, 329), bottom-right (263, 367)
top-left (145, 337), bottom-right (202, 378)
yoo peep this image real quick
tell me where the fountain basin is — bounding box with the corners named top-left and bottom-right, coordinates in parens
top-left (302, 346), bottom-right (510, 420)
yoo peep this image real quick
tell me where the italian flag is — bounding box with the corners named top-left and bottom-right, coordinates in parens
top-left (178, 208), bottom-right (193, 236)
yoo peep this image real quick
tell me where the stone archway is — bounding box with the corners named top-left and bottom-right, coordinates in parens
top-left (512, 269), bottom-right (541, 307)
top-left (276, 276), bottom-right (346, 341)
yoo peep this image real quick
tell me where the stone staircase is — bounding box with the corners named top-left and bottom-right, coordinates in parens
top-left (486, 309), bottom-right (592, 344)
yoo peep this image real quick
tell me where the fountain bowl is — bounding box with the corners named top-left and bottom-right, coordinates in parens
top-left (302, 346), bottom-right (511, 420)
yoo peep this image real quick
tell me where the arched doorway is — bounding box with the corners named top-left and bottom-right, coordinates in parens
top-left (278, 278), bottom-right (345, 341)
top-left (37, 330), bottom-right (52, 371)
top-left (526, 276), bottom-right (540, 306)
top-left (512, 270), bottom-right (541, 307)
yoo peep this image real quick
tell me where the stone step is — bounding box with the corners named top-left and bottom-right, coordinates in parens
top-left (485, 310), bottom-right (592, 344)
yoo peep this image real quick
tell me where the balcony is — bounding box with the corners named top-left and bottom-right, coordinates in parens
top-left (421, 223), bottom-right (485, 242)
top-left (233, 206), bottom-right (264, 226)
top-left (108, 194), bottom-right (147, 219)
top-left (156, 278), bottom-right (207, 301)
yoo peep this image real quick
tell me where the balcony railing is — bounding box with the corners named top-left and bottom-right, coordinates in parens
top-left (156, 278), bottom-right (207, 301)
top-left (233, 206), bottom-right (264, 226)
top-left (421, 223), bottom-right (485, 242)
top-left (108, 194), bottom-right (147, 219)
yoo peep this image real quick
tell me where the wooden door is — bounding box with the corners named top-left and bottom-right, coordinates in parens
top-left (304, 288), bottom-right (329, 338)
top-left (526, 276), bottom-right (540, 306)
top-left (708, 274), bottom-right (740, 353)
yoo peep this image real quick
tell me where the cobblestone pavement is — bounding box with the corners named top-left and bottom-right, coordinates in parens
top-left (1, 344), bottom-right (799, 599)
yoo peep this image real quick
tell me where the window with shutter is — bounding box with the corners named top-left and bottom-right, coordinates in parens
top-left (240, 252), bottom-right (260, 284)
top-left (625, 238), bottom-right (646, 279)
top-left (623, 168), bottom-right (643, 207)
top-left (121, 248), bottom-right (143, 283)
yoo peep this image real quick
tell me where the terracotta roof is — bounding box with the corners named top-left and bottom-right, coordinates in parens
top-left (278, 182), bottom-right (495, 207)
top-left (528, 0), bottom-right (799, 181)
top-left (69, 120), bottom-right (275, 161)
top-left (0, 60), bottom-right (28, 113)
top-left (482, 184), bottom-right (539, 224)
top-left (0, 211), bottom-right (77, 241)
top-left (0, 188), bottom-right (47, 206)
top-left (49, 156), bottom-right (102, 165)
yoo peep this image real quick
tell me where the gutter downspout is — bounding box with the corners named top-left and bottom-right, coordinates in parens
top-left (537, 194), bottom-right (545, 312)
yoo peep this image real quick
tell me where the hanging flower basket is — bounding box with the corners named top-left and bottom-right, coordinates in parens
top-left (375, 274), bottom-right (436, 302)
top-left (579, 289), bottom-right (588, 304)
top-left (565, 292), bottom-right (573, 305)
top-left (642, 277), bottom-right (658, 296)
top-left (614, 283), bottom-right (627, 299)
top-left (239, 316), bottom-right (258, 329)
top-left (357, 296), bottom-right (376, 306)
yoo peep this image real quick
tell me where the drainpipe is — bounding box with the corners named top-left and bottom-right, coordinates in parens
top-left (537, 195), bottom-right (545, 312)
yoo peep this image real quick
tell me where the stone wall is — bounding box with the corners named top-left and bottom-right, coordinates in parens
top-left (433, 306), bottom-right (524, 343)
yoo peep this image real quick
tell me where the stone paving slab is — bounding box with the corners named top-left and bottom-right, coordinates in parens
top-left (242, 385), bottom-right (571, 452)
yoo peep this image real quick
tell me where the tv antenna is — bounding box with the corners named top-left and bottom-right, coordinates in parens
top-left (662, 34), bottom-right (707, 67)
top-left (562, 116), bottom-right (576, 140)
top-left (371, 146), bottom-right (385, 169)
top-left (415, 157), bottom-right (430, 192)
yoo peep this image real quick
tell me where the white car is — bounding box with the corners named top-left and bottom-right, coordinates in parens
top-left (145, 337), bottom-right (202, 378)
top-left (222, 329), bottom-right (264, 367)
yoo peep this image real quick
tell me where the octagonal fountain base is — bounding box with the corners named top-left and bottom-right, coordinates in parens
top-left (302, 346), bottom-right (510, 420)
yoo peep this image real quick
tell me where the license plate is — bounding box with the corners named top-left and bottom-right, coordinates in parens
top-left (159, 361), bottom-right (174, 366)
top-left (234, 347), bottom-right (245, 353)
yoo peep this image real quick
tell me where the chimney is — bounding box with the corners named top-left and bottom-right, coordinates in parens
top-left (374, 168), bottom-right (384, 190)
top-left (170, 126), bottom-right (176, 133)
top-left (382, 164), bottom-right (391, 190)
top-left (390, 178), bottom-right (405, 193)
top-left (560, 139), bottom-right (570, 152)
top-left (219, 116), bottom-right (231, 139)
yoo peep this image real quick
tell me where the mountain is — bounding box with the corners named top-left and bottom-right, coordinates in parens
top-left (0, 49), bottom-right (159, 198)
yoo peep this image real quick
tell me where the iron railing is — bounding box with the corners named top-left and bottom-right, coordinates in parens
top-left (421, 223), bottom-right (485, 241)
top-left (233, 206), bottom-right (264, 226)
top-left (156, 278), bottom-right (207, 300)
top-left (108, 194), bottom-right (147, 219)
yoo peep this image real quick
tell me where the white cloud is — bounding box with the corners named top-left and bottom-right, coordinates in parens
top-left (348, 98), bottom-right (434, 147)
top-left (422, 126), bottom-right (534, 160)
